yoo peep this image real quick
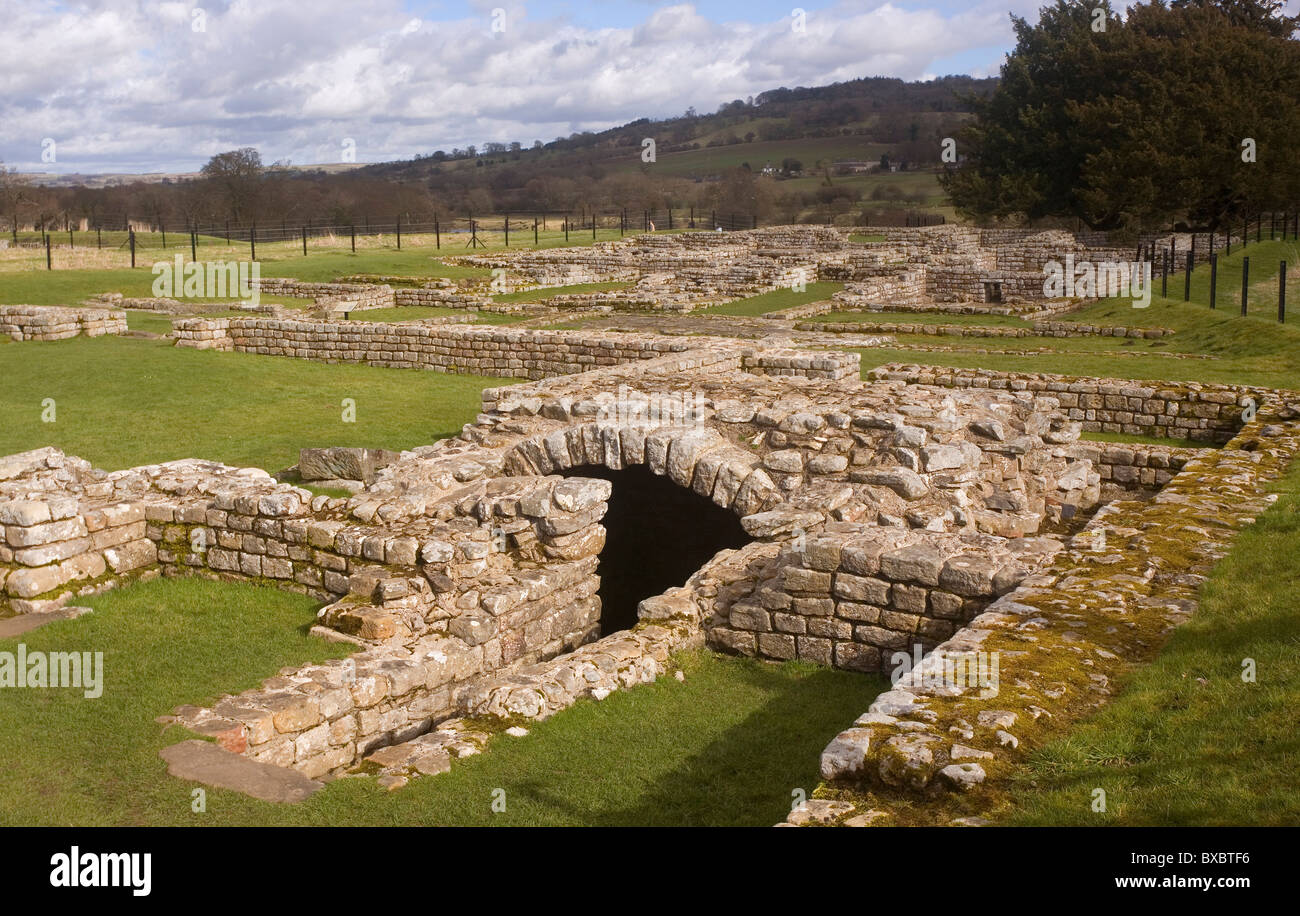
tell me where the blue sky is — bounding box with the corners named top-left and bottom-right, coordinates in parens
top-left (0, 1), bottom-right (1115, 174)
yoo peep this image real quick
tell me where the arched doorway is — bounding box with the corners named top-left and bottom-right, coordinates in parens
top-left (562, 464), bottom-right (750, 633)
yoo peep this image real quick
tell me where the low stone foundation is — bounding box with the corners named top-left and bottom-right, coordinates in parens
top-left (871, 364), bottom-right (1271, 443)
top-left (0, 305), bottom-right (127, 341)
top-left (801, 320), bottom-right (1173, 339)
top-left (169, 317), bottom-right (861, 381)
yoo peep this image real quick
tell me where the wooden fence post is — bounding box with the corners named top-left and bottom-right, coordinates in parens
top-left (1241, 256), bottom-right (1250, 316)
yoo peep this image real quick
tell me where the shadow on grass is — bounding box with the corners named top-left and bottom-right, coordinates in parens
top-left (501, 662), bottom-right (889, 827)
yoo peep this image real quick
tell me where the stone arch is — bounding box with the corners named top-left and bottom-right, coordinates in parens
top-left (501, 421), bottom-right (783, 519)
top-left (561, 463), bottom-right (751, 633)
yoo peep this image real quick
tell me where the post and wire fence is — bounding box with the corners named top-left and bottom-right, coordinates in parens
top-left (1128, 211), bottom-right (1299, 323)
top-left (4, 207), bottom-right (777, 271)
top-left (6, 209), bottom-right (1296, 322)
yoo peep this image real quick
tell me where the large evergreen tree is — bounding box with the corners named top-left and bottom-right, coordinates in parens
top-left (942, 0), bottom-right (1300, 230)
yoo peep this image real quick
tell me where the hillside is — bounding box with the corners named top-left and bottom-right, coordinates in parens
top-left (5, 75), bottom-right (991, 232)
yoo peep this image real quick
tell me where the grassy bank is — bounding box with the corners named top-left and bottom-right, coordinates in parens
top-left (1002, 460), bottom-right (1300, 825)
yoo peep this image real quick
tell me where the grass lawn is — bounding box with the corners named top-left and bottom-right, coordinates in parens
top-left (1002, 459), bottom-right (1300, 825)
top-left (1078, 430), bottom-right (1208, 449)
top-left (701, 281), bottom-right (845, 316)
top-left (854, 282), bottom-right (1300, 390)
top-left (345, 306), bottom-right (469, 322)
top-left (0, 257), bottom-right (491, 306)
top-left (491, 280), bottom-right (631, 304)
top-left (1, 228), bottom-right (661, 275)
top-left (0, 577), bottom-right (888, 827)
top-left (0, 335), bottom-right (513, 472)
top-left (813, 310), bottom-right (1033, 328)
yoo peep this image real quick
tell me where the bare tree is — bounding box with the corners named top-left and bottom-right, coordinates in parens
top-left (200, 148), bottom-right (264, 224)
top-left (0, 162), bottom-right (36, 232)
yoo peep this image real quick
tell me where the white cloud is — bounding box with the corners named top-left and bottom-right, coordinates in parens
top-left (0, 0), bottom-right (1013, 173)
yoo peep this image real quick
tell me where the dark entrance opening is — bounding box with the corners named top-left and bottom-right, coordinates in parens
top-left (983, 281), bottom-right (1003, 303)
top-left (562, 464), bottom-right (750, 634)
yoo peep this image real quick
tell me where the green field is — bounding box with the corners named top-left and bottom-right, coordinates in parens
top-left (491, 280), bottom-right (631, 303)
top-left (617, 136), bottom-right (889, 178)
top-left (701, 281), bottom-right (845, 316)
top-left (0, 334), bottom-right (513, 472)
top-left (0, 577), bottom-right (887, 827)
top-left (815, 309), bottom-right (1034, 328)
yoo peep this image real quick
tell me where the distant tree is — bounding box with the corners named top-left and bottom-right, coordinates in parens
top-left (0, 162), bottom-right (35, 229)
top-left (199, 148), bottom-right (263, 224)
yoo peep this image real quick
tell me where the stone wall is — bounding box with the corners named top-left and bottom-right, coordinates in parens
top-left (1, 446), bottom-right (616, 777)
top-left (169, 317), bottom-right (861, 381)
top-left (0, 305), bottom-right (127, 341)
top-left (1068, 440), bottom-right (1210, 489)
top-left (252, 278), bottom-right (397, 314)
top-left (707, 525), bottom-right (1063, 671)
top-left (394, 288), bottom-right (493, 310)
top-left (801, 320), bottom-right (1173, 339)
top-left (0, 449), bottom-right (159, 615)
top-left (870, 364), bottom-right (1270, 443)
top-left (804, 399), bottom-right (1300, 825)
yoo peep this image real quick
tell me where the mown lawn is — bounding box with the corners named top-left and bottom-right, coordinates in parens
top-left (0, 335), bottom-right (513, 472)
top-left (701, 281), bottom-right (845, 316)
top-left (855, 280), bottom-right (1300, 390)
top-left (1079, 430), bottom-right (1207, 449)
top-left (813, 309), bottom-right (1033, 327)
top-left (1002, 459), bottom-right (1300, 825)
top-left (344, 306), bottom-right (468, 322)
top-left (0, 577), bottom-right (888, 827)
top-left (491, 280), bottom-right (631, 303)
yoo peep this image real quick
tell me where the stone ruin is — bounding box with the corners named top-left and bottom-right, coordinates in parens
top-left (7, 223), bottom-right (1299, 821)
top-left (7, 320), bottom-right (1296, 818)
top-left (0, 305), bottom-right (127, 341)
top-left (443, 224), bottom-right (1140, 315)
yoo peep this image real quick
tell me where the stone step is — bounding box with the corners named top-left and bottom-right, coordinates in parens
top-left (159, 739), bottom-right (323, 803)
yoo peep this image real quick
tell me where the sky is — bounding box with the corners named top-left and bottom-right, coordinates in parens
top-left (1, 0), bottom-right (1283, 175)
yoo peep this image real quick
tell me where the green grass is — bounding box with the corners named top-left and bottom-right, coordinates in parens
top-left (0, 267), bottom-right (173, 305)
top-left (346, 306), bottom-right (468, 322)
top-left (853, 276), bottom-right (1300, 389)
top-left (0, 578), bottom-right (352, 827)
top-left (1003, 459), bottom-right (1300, 825)
top-left (0, 335), bottom-right (513, 472)
top-left (1079, 430), bottom-right (1207, 449)
top-left (491, 280), bottom-right (630, 304)
top-left (124, 311), bottom-right (178, 335)
top-left (259, 252), bottom-right (492, 283)
top-left (0, 577), bottom-right (888, 826)
top-left (815, 310), bottom-right (1034, 328)
top-left (701, 281), bottom-right (845, 316)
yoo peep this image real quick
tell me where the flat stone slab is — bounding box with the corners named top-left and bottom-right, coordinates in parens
top-left (0, 606), bottom-right (91, 639)
top-left (159, 740), bottom-right (323, 803)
